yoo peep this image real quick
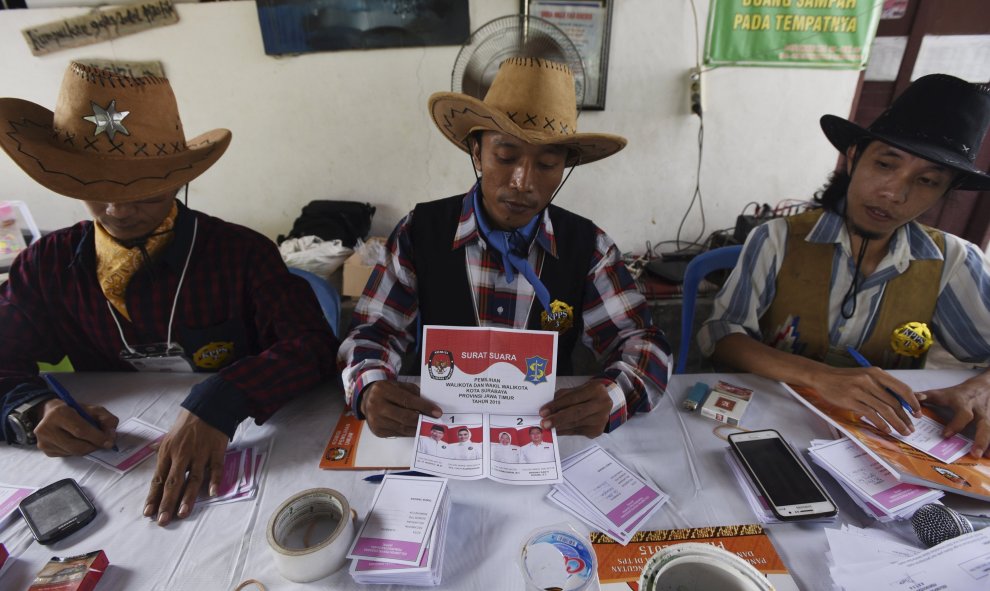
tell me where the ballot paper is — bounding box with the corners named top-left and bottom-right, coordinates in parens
top-left (349, 487), bottom-right (451, 586)
top-left (0, 483), bottom-right (35, 528)
top-left (826, 524), bottom-right (990, 591)
top-left (861, 414), bottom-right (973, 464)
top-left (85, 417), bottom-right (166, 473)
top-left (808, 438), bottom-right (942, 521)
top-left (197, 444), bottom-right (268, 506)
top-left (548, 445), bottom-right (669, 545)
top-left (411, 413), bottom-right (562, 485)
top-left (419, 326), bottom-right (557, 414)
top-left (724, 450), bottom-right (837, 525)
top-left (347, 475), bottom-right (450, 570)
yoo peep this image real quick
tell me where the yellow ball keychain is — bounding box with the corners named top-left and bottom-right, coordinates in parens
top-left (890, 321), bottom-right (933, 358)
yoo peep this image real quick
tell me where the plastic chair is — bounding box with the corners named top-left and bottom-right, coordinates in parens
top-left (289, 267), bottom-right (341, 337)
top-left (676, 245), bottom-right (743, 374)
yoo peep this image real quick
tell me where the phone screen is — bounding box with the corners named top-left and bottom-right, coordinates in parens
top-left (733, 437), bottom-right (827, 506)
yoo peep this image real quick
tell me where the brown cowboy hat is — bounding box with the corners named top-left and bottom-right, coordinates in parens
top-left (821, 74), bottom-right (990, 191)
top-left (0, 62), bottom-right (231, 203)
top-left (429, 57), bottom-right (626, 166)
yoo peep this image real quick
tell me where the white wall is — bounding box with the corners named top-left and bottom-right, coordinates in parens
top-left (0, 0), bottom-right (860, 253)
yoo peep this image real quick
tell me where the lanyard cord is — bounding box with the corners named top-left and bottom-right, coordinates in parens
top-left (840, 234), bottom-right (870, 320)
top-left (107, 218), bottom-right (198, 352)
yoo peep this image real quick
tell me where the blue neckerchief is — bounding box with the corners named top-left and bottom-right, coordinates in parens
top-left (472, 186), bottom-right (551, 314)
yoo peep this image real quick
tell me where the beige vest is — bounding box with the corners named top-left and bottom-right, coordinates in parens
top-left (759, 210), bottom-right (944, 369)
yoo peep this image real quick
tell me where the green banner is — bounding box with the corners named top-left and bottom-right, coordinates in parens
top-left (704, 0), bottom-right (882, 68)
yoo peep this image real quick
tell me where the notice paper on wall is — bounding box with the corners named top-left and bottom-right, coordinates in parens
top-left (22, 1), bottom-right (179, 57)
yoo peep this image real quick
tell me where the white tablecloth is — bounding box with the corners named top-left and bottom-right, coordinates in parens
top-left (1, 370), bottom-right (986, 590)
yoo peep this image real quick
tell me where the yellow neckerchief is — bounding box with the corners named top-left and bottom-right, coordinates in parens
top-left (94, 202), bottom-right (178, 321)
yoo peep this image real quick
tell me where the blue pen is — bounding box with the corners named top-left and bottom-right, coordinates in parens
top-left (363, 471), bottom-right (436, 483)
top-left (845, 346), bottom-right (914, 416)
top-left (42, 374), bottom-right (118, 452)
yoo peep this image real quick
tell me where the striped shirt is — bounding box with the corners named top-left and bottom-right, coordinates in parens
top-left (699, 209), bottom-right (990, 363)
top-left (338, 191), bottom-right (671, 432)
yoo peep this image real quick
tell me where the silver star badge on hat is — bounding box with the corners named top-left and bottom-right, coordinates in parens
top-left (83, 100), bottom-right (130, 141)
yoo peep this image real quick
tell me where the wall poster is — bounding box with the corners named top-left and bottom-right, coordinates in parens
top-left (705, 0), bottom-right (883, 68)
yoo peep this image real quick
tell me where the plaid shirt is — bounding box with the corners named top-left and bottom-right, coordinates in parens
top-left (1, 202), bottom-right (339, 441)
top-left (339, 191), bottom-right (671, 431)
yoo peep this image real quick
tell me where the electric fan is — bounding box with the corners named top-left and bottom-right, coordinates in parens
top-left (451, 15), bottom-right (586, 110)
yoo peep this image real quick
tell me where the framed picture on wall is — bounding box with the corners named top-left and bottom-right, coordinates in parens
top-left (523, 1), bottom-right (613, 110)
top-left (256, 0), bottom-right (470, 56)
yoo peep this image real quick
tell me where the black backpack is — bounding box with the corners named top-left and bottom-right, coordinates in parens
top-left (278, 201), bottom-right (376, 247)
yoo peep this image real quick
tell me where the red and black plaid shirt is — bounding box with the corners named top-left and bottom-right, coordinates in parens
top-left (1, 202), bottom-right (339, 440)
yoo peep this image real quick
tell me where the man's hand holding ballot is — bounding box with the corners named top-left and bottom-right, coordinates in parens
top-left (338, 57), bottom-right (671, 441)
top-left (360, 381), bottom-right (442, 438)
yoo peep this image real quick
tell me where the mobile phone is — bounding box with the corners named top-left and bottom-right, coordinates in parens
top-left (19, 478), bottom-right (97, 545)
top-left (728, 429), bottom-right (837, 521)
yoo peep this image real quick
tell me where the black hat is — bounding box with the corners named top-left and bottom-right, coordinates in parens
top-left (820, 74), bottom-right (990, 191)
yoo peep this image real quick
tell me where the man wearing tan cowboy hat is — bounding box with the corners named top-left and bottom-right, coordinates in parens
top-left (0, 63), bottom-right (340, 525)
top-left (339, 57), bottom-right (671, 438)
top-left (699, 74), bottom-right (990, 457)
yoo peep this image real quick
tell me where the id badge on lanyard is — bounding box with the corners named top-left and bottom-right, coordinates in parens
top-left (120, 343), bottom-right (194, 373)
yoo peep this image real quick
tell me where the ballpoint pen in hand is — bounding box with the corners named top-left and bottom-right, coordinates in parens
top-left (845, 346), bottom-right (916, 416)
top-left (42, 373), bottom-right (119, 452)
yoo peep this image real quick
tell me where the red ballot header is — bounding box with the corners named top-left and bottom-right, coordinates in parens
top-left (423, 327), bottom-right (556, 377)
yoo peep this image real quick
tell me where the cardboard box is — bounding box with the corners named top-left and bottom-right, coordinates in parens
top-left (342, 237), bottom-right (385, 298)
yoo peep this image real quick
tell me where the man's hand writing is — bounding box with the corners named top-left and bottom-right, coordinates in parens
top-left (812, 366), bottom-right (921, 436)
top-left (143, 409), bottom-right (228, 526)
top-left (34, 399), bottom-right (118, 456)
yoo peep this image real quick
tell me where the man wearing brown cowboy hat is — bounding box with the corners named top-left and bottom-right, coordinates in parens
top-left (0, 63), bottom-right (340, 525)
top-left (339, 57), bottom-right (671, 438)
top-left (699, 74), bottom-right (990, 458)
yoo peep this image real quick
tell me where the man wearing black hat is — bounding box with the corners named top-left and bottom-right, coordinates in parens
top-left (699, 74), bottom-right (990, 458)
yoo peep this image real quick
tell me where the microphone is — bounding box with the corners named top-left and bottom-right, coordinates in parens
top-left (911, 504), bottom-right (990, 548)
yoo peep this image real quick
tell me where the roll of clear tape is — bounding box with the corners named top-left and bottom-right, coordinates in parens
top-left (266, 488), bottom-right (355, 583)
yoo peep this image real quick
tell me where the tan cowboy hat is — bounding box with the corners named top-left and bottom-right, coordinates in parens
top-left (429, 57), bottom-right (626, 166)
top-left (0, 62), bottom-right (231, 203)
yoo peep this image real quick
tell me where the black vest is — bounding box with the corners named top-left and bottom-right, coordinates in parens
top-left (410, 194), bottom-right (596, 375)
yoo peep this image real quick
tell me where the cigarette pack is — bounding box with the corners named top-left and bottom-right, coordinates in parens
top-left (699, 381), bottom-right (753, 426)
top-left (28, 550), bottom-right (108, 591)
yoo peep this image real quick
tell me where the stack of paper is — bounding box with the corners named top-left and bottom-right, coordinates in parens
top-left (547, 445), bottom-right (669, 544)
top-left (348, 475), bottom-right (451, 586)
top-left (724, 450), bottom-right (836, 525)
top-left (0, 483), bottom-right (35, 528)
top-left (197, 444), bottom-right (268, 507)
top-left (824, 523), bottom-right (990, 590)
top-left (808, 438), bottom-right (942, 521)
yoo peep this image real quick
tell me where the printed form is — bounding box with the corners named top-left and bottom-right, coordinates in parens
top-left (347, 475), bottom-right (449, 566)
top-left (413, 326), bottom-right (564, 484)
